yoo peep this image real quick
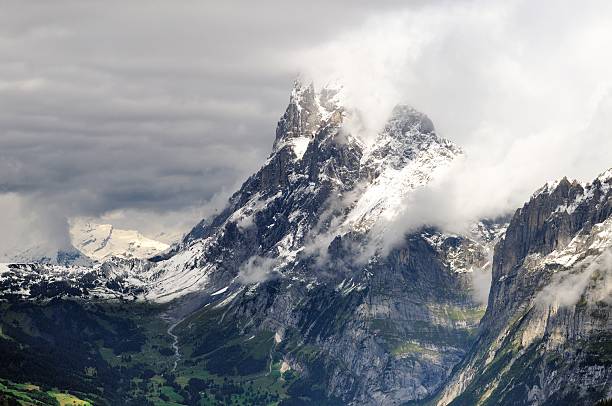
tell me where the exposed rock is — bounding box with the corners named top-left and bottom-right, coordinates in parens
top-left (437, 169), bottom-right (612, 406)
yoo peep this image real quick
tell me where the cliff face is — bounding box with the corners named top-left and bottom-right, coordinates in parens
top-left (438, 170), bottom-right (612, 406)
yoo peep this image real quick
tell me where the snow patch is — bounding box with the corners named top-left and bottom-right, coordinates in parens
top-left (211, 286), bottom-right (229, 296)
top-left (290, 137), bottom-right (311, 159)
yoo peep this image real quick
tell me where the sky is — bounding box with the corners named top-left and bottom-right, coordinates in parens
top-left (1, 0), bottom-right (612, 257)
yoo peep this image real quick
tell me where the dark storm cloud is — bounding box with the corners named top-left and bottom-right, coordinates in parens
top-left (1, 0), bottom-right (612, 254)
top-left (0, 1), bottom-right (420, 219)
top-left (0, 0), bottom-right (427, 251)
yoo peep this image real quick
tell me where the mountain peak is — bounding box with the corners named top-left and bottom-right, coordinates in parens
top-left (386, 104), bottom-right (435, 135)
top-left (70, 220), bottom-right (169, 261)
top-left (288, 78), bottom-right (316, 106)
top-left (273, 80), bottom-right (345, 154)
top-left (596, 167), bottom-right (612, 183)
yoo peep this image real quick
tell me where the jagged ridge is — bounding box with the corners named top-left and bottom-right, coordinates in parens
top-left (438, 169), bottom-right (612, 406)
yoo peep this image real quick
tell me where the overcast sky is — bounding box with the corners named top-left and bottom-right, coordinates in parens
top-left (1, 1), bottom-right (612, 256)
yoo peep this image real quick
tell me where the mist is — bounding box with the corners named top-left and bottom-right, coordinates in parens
top-left (536, 249), bottom-right (612, 308)
top-left (301, 1), bottom-right (612, 250)
top-left (0, 194), bottom-right (73, 261)
top-left (470, 263), bottom-right (493, 305)
top-left (237, 256), bottom-right (280, 285)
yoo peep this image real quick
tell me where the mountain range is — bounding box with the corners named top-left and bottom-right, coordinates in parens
top-left (0, 81), bottom-right (610, 405)
top-left (0, 220), bottom-right (171, 266)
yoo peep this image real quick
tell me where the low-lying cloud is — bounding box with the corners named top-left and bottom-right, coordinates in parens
top-left (237, 256), bottom-right (280, 285)
top-left (0, 193), bottom-right (72, 261)
top-left (536, 249), bottom-right (612, 308)
top-left (471, 262), bottom-right (493, 305)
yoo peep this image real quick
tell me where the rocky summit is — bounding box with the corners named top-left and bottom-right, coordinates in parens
top-left (0, 81), bottom-right (610, 405)
top-left (438, 170), bottom-right (612, 405)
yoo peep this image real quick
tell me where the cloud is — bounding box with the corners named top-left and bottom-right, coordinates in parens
top-left (2, 0), bottom-right (612, 258)
top-left (237, 256), bottom-right (280, 285)
top-left (0, 1), bottom-right (422, 253)
top-left (300, 0), bottom-right (612, 252)
top-left (470, 267), bottom-right (492, 305)
top-left (0, 193), bottom-right (72, 261)
top-left (536, 249), bottom-right (612, 308)
top-left (92, 186), bottom-right (235, 243)
top-left (470, 254), bottom-right (495, 306)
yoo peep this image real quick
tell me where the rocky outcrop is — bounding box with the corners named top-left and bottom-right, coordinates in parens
top-left (0, 257), bottom-right (151, 300)
top-left (438, 169), bottom-right (612, 406)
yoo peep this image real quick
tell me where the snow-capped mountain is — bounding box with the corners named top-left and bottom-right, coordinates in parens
top-left (0, 221), bottom-right (169, 265)
top-left (69, 220), bottom-right (169, 261)
top-left (0, 258), bottom-right (150, 300)
top-left (0, 245), bottom-right (90, 267)
top-left (1, 80), bottom-right (609, 405)
top-left (0, 80), bottom-right (500, 404)
top-left (147, 81), bottom-right (469, 302)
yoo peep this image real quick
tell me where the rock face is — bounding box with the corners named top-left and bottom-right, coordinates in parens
top-left (0, 81), bottom-right (500, 404)
top-left (437, 170), bottom-right (612, 406)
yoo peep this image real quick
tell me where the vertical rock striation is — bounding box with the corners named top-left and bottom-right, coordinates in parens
top-left (438, 169), bottom-right (612, 406)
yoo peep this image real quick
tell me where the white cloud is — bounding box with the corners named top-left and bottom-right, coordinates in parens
top-left (0, 193), bottom-right (72, 261)
top-left (237, 256), bottom-right (280, 284)
top-left (300, 1), bottom-right (612, 248)
top-left (471, 264), bottom-right (493, 305)
top-left (95, 187), bottom-right (235, 244)
top-left (536, 249), bottom-right (612, 308)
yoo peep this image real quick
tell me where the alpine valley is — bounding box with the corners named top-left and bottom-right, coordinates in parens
top-left (0, 81), bottom-right (610, 406)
